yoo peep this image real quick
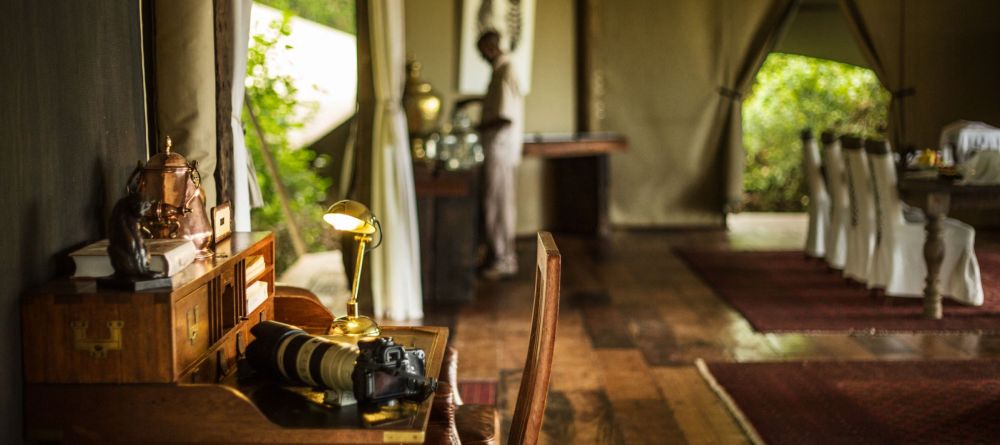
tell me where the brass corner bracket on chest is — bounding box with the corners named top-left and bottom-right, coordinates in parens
top-left (70, 320), bottom-right (125, 358)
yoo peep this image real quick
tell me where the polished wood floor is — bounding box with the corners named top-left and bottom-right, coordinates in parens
top-left (428, 214), bottom-right (1000, 444)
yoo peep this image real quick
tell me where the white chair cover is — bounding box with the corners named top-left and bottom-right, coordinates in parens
top-left (842, 136), bottom-right (876, 283)
top-left (867, 140), bottom-right (983, 305)
top-left (821, 133), bottom-right (848, 269)
top-left (802, 130), bottom-right (829, 258)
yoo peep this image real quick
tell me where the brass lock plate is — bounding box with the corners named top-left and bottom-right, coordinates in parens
top-left (70, 320), bottom-right (124, 358)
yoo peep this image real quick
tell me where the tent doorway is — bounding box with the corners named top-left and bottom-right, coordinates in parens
top-left (244, 1), bottom-right (358, 309)
top-left (740, 52), bottom-right (889, 212)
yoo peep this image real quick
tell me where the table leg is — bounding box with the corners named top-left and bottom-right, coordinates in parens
top-left (922, 192), bottom-right (950, 319)
top-left (595, 154), bottom-right (611, 259)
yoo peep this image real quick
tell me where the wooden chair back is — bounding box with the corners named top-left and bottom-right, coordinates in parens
top-left (508, 232), bottom-right (561, 445)
top-left (273, 285), bottom-right (335, 334)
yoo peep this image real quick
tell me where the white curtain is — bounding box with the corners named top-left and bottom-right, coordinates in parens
top-left (368, 0), bottom-right (423, 321)
top-left (231, 0), bottom-right (262, 232)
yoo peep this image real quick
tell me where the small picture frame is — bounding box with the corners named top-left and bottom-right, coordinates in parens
top-left (211, 201), bottom-right (233, 245)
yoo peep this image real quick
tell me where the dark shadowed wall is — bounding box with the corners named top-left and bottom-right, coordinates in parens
top-left (0, 1), bottom-right (148, 442)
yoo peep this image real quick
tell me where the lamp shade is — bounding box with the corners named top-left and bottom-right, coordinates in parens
top-left (323, 200), bottom-right (377, 235)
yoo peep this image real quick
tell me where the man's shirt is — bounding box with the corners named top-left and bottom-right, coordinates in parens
top-left (481, 55), bottom-right (524, 165)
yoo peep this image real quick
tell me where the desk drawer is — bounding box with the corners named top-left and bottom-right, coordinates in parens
top-left (174, 285), bottom-right (210, 378)
top-left (22, 292), bottom-right (174, 383)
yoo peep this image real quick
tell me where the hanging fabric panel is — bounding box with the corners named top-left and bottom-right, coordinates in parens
top-left (230, 0), bottom-right (262, 232)
top-left (837, 0), bottom-right (907, 148)
top-left (715, 0), bottom-right (799, 213)
top-left (154, 0), bottom-right (219, 208)
top-left (368, 0), bottom-right (423, 321)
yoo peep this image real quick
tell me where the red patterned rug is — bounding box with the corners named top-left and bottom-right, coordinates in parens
top-left (701, 360), bottom-right (1000, 445)
top-left (677, 250), bottom-right (1000, 333)
top-left (457, 380), bottom-right (497, 405)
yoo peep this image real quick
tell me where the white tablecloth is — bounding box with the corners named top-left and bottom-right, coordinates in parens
top-left (940, 120), bottom-right (1000, 162)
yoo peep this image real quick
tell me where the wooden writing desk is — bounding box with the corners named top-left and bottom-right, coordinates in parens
top-left (22, 231), bottom-right (448, 443)
top-left (25, 326), bottom-right (448, 444)
top-left (898, 177), bottom-right (1000, 319)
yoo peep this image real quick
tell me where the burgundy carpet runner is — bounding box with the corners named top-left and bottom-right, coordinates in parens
top-left (677, 250), bottom-right (1000, 333)
top-left (457, 380), bottom-right (497, 405)
top-left (703, 360), bottom-right (1000, 445)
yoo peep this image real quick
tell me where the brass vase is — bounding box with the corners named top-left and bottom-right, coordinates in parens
top-left (403, 60), bottom-right (443, 139)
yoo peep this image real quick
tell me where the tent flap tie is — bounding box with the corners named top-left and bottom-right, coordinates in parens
top-left (717, 86), bottom-right (743, 101)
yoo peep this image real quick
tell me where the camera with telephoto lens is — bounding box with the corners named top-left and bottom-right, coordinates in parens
top-left (245, 321), bottom-right (437, 406)
top-left (352, 336), bottom-right (437, 407)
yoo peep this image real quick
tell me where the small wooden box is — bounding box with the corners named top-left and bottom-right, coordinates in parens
top-left (21, 232), bottom-right (276, 384)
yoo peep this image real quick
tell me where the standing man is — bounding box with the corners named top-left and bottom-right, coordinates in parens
top-left (477, 30), bottom-right (524, 279)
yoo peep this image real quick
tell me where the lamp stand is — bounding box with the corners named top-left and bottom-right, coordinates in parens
top-left (330, 234), bottom-right (381, 337)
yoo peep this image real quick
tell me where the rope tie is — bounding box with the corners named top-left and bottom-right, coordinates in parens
top-left (717, 86), bottom-right (743, 100)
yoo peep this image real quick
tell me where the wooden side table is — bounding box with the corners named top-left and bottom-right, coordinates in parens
top-left (523, 133), bottom-right (628, 257)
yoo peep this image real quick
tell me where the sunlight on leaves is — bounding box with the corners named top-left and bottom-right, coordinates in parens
top-left (742, 53), bottom-right (889, 211)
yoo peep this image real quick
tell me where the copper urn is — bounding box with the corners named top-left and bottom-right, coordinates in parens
top-left (128, 136), bottom-right (214, 258)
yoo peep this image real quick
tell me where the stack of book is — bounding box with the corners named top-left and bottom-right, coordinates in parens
top-left (246, 281), bottom-right (269, 314)
top-left (70, 239), bottom-right (198, 278)
top-left (244, 255), bottom-right (268, 313)
top-left (245, 255), bottom-right (266, 285)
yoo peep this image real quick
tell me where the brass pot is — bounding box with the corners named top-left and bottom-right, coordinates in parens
top-left (128, 136), bottom-right (214, 258)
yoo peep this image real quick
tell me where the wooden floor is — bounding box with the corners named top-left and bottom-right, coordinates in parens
top-left (426, 214), bottom-right (1000, 444)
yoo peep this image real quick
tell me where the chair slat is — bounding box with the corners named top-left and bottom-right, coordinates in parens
top-left (508, 232), bottom-right (561, 445)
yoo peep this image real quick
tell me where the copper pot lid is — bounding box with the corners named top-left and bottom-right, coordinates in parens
top-left (145, 136), bottom-right (193, 171)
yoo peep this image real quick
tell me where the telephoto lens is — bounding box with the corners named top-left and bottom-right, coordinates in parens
top-left (246, 320), bottom-right (358, 391)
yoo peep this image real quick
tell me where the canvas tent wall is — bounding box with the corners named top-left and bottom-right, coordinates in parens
top-left (585, 0), bottom-right (1000, 227)
top-left (584, 0), bottom-right (797, 227)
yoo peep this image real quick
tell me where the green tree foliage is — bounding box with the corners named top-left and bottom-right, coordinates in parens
top-left (742, 53), bottom-right (890, 211)
top-left (244, 14), bottom-right (333, 271)
top-left (256, 0), bottom-right (355, 34)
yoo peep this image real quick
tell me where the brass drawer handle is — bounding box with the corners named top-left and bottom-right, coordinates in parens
top-left (187, 305), bottom-right (199, 344)
top-left (70, 321), bottom-right (124, 358)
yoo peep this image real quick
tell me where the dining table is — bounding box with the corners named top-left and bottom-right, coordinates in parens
top-left (898, 175), bottom-right (1000, 319)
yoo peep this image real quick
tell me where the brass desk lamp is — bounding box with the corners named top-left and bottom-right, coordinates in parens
top-left (323, 200), bottom-right (382, 337)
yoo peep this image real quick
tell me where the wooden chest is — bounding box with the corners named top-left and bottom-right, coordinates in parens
top-left (22, 232), bottom-right (276, 384)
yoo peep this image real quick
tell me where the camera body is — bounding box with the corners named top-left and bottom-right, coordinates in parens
top-left (352, 337), bottom-right (438, 406)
